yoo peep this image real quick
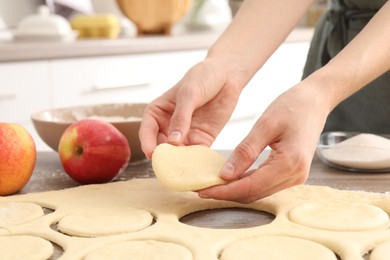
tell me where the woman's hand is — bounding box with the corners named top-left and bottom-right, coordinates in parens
top-left (139, 57), bottom-right (247, 159)
top-left (198, 82), bottom-right (330, 203)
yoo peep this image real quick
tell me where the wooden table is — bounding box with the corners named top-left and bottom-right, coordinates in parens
top-left (18, 150), bottom-right (390, 230)
top-left (22, 151), bottom-right (390, 194)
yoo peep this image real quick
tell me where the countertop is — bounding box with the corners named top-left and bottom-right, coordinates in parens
top-left (0, 27), bottom-right (314, 62)
top-left (12, 150), bottom-right (390, 232)
top-left (22, 150), bottom-right (390, 195)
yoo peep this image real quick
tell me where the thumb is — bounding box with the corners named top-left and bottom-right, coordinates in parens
top-left (220, 124), bottom-right (272, 180)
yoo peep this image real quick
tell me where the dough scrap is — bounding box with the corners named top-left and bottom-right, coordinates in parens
top-left (57, 207), bottom-right (153, 237)
top-left (1, 180), bottom-right (390, 260)
top-left (152, 143), bottom-right (227, 191)
top-left (0, 235), bottom-right (53, 260)
top-left (0, 202), bottom-right (43, 227)
top-left (370, 240), bottom-right (390, 260)
top-left (220, 236), bottom-right (337, 260)
top-left (288, 202), bottom-right (389, 231)
top-left (84, 240), bottom-right (192, 260)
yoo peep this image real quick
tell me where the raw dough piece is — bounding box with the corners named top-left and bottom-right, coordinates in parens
top-left (0, 202), bottom-right (44, 227)
top-left (152, 143), bottom-right (227, 191)
top-left (220, 236), bottom-right (337, 260)
top-left (84, 240), bottom-right (192, 260)
top-left (288, 202), bottom-right (389, 231)
top-left (370, 240), bottom-right (390, 260)
top-left (1, 180), bottom-right (390, 260)
top-left (57, 207), bottom-right (153, 237)
top-left (320, 133), bottom-right (390, 170)
top-left (0, 235), bottom-right (53, 260)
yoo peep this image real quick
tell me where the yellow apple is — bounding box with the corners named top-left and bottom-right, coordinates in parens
top-left (58, 119), bottom-right (131, 184)
top-left (0, 123), bottom-right (36, 195)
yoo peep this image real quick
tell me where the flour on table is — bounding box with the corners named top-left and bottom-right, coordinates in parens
top-left (152, 143), bottom-right (227, 191)
top-left (1, 180), bottom-right (390, 259)
top-left (320, 133), bottom-right (390, 170)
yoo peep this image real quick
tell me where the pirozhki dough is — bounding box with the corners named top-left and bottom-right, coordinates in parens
top-left (152, 143), bottom-right (227, 191)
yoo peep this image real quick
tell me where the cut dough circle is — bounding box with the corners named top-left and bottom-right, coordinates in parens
top-left (220, 236), bottom-right (337, 260)
top-left (0, 235), bottom-right (53, 260)
top-left (57, 207), bottom-right (153, 237)
top-left (84, 240), bottom-right (192, 260)
top-left (288, 202), bottom-right (389, 231)
top-left (152, 143), bottom-right (226, 191)
top-left (0, 202), bottom-right (44, 227)
top-left (370, 240), bottom-right (390, 260)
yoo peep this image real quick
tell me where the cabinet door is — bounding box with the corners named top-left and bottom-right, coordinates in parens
top-left (51, 50), bottom-right (206, 108)
top-left (0, 61), bottom-right (50, 123)
top-left (0, 61), bottom-right (51, 151)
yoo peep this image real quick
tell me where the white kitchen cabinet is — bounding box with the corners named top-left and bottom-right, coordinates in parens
top-left (0, 61), bottom-right (51, 150)
top-left (50, 50), bottom-right (207, 108)
top-left (0, 41), bottom-right (309, 151)
top-left (0, 61), bottom-right (50, 123)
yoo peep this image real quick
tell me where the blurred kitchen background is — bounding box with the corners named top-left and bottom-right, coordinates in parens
top-left (0, 0), bottom-right (327, 151)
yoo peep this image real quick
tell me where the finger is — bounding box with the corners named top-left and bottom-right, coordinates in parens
top-left (219, 123), bottom-right (272, 181)
top-left (139, 114), bottom-right (160, 159)
top-left (200, 154), bottom-right (309, 203)
top-left (167, 92), bottom-right (196, 145)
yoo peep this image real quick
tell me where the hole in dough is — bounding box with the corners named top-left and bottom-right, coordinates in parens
top-left (152, 143), bottom-right (227, 191)
top-left (180, 207), bottom-right (275, 229)
top-left (84, 240), bottom-right (192, 260)
top-left (369, 240), bottom-right (390, 260)
top-left (288, 202), bottom-right (389, 231)
top-left (43, 207), bottom-right (55, 215)
top-left (0, 202), bottom-right (44, 227)
top-left (0, 235), bottom-right (54, 260)
top-left (57, 206), bottom-right (154, 237)
top-left (219, 236), bottom-right (338, 260)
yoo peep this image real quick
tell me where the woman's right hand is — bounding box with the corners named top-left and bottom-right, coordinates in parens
top-left (139, 56), bottom-right (248, 159)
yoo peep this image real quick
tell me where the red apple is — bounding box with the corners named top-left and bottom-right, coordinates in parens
top-left (58, 119), bottom-right (131, 184)
top-left (0, 123), bottom-right (36, 195)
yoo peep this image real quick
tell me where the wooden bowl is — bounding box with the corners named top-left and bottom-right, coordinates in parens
top-left (116, 0), bottom-right (192, 35)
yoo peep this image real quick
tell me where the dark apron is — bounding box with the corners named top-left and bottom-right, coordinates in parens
top-left (302, 0), bottom-right (390, 134)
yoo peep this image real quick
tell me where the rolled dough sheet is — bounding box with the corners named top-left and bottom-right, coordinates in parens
top-left (0, 235), bottom-right (53, 260)
top-left (57, 206), bottom-right (154, 237)
top-left (220, 236), bottom-right (337, 260)
top-left (1, 179), bottom-right (390, 259)
top-left (152, 143), bottom-right (227, 191)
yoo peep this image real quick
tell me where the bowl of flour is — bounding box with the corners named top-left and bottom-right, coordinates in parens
top-left (317, 132), bottom-right (390, 172)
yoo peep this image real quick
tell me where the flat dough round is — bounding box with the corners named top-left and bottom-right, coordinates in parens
top-left (370, 240), bottom-right (390, 260)
top-left (84, 240), bottom-right (192, 260)
top-left (152, 143), bottom-right (226, 191)
top-left (0, 235), bottom-right (53, 260)
top-left (57, 207), bottom-right (153, 237)
top-left (220, 236), bottom-right (337, 260)
top-left (0, 202), bottom-right (44, 227)
top-left (288, 202), bottom-right (389, 231)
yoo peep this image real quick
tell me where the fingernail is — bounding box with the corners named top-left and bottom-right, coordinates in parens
top-left (220, 162), bottom-right (235, 179)
top-left (198, 192), bottom-right (210, 199)
top-left (168, 131), bottom-right (181, 143)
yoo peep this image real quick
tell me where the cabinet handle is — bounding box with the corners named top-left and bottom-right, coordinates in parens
top-left (90, 82), bottom-right (152, 92)
top-left (0, 92), bottom-right (16, 101)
